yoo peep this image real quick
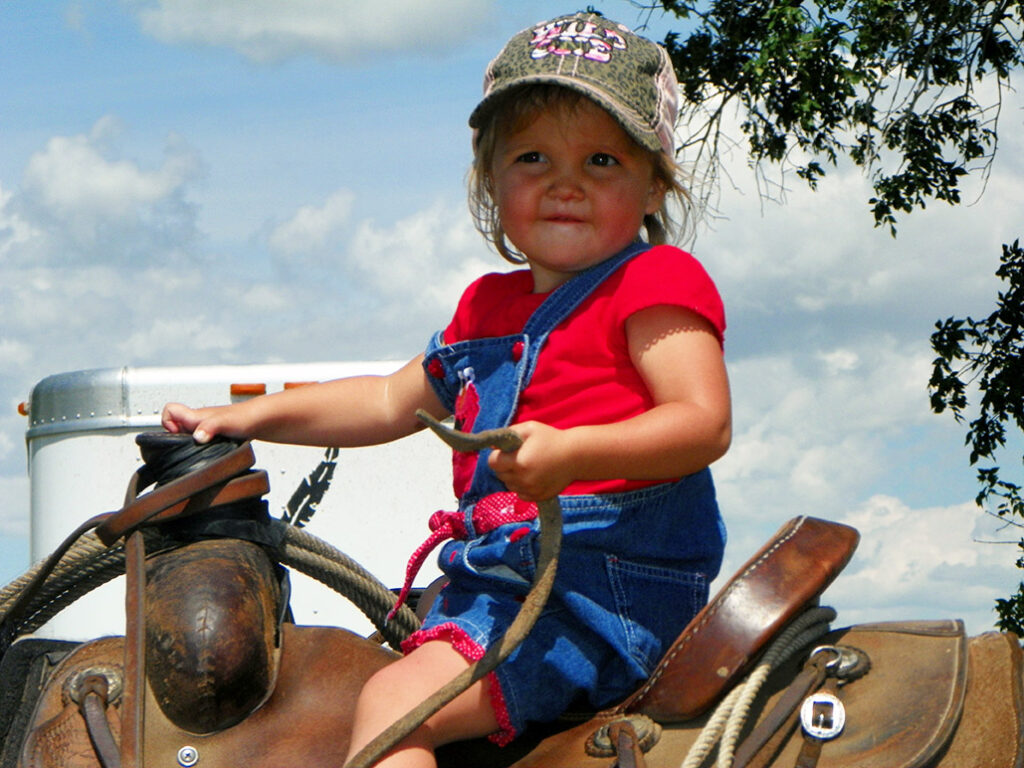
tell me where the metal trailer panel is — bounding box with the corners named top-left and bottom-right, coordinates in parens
top-left (25, 363), bottom-right (453, 641)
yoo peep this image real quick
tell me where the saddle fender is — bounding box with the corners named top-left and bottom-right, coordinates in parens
top-left (17, 625), bottom-right (397, 768)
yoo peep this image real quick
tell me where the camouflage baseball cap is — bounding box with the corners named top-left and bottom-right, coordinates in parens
top-left (470, 13), bottom-right (679, 156)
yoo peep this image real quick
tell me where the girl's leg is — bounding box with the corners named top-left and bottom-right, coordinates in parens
top-left (344, 640), bottom-right (500, 768)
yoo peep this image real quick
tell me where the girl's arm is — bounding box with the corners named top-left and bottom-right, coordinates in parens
top-left (488, 305), bottom-right (731, 501)
top-left (162, 354), bottom-right (449, 447)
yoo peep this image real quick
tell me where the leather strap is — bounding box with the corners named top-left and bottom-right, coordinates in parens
top-left (734, 654), bottom-right (831, 768)
top-left (794, 676), bottom-right (842, 768)
top-left (79, 674), bottom-right (122, 768)
top-left (610, 721), bottom-right (646, 768)
top-left (97, 440), bottom-right (257, 545)
top-left (796, 737), bottom-right (823, 768)
top-left (120, 530), bottom-right (147, 768)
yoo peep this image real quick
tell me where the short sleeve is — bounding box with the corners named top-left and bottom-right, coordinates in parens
top-left (608, 245), bottom-right (725, 345)
top-left (442, 270), bottom-right (539, 344)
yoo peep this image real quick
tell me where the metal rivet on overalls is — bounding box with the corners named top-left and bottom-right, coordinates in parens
top-left (177, 745), bottom-right (199, 766)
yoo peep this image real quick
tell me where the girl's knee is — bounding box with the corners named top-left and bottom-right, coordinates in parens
top-left (354, 642), bottom-right (499, 746)
top-left (356, 644), bottom-right (464, 713)
top-left (357, 661), bottom-right (411, 709)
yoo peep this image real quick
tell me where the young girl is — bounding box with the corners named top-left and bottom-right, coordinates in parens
top-left (162, 12), bottom-right (730, 768)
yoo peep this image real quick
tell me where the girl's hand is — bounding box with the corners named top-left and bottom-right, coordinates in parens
top-left (161, 402), bottom-right (235, 444)
top-left (486, 421), bottom-right (576, 501)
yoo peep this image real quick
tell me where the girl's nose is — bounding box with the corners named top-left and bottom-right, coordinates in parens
top-left (547, 168), bottom-right (584, 200)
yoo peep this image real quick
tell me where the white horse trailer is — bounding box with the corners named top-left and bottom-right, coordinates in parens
top-left (23, 363), bottom-right (452, 640)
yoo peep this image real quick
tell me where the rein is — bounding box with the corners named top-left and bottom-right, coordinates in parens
top-left (342, 411), bottom-right (564, 768)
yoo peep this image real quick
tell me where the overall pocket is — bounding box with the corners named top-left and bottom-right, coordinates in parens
top-left (605, 555), bottom-right (708, 673)
top-left (449, 521), bottom-right (539, 592)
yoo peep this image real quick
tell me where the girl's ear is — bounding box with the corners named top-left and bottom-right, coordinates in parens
top-left (645, 176), bottom-right (668, 216)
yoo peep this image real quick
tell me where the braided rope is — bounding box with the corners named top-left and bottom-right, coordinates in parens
top-left (681, 605), bottom-right (837, 768)
top-left (0, 531), bottom-right (125, 640)
top-left (279, 525), bottom-right (420, 648)
top-left (0, 523), bottom-right (419, 651)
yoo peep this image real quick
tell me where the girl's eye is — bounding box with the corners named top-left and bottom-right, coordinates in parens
top-left (589, 153), bottom-right (619, 167)
top-left (516, 151), bottom-right (544, 164)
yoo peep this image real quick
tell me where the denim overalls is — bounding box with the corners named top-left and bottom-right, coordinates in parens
top-left (413, 243), bottom-right (726, 742)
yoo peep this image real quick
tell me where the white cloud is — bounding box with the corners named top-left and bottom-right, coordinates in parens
top-left (268, 190), bottom-right (355, 256)
top-left (131, 0), bottom-right (496, 63)
top-left (14, 117), bottom-right (202, 264)
top-left (0, 183), bottom-right (42, 263)
top-left (0, 339), bottom-right (32, 369)
top-left (263, 192), bottom-right (499, 351)
top-left (117, 315), bottom-right (240, 360)
top-left (348, 200), bottom-right (496, 314)
top-left (824, 495), bottom-right (1020, 633)
top-left (692, 92), bottom-right (1023, 346)
top-left (708, 333), bottom-right (956, 601)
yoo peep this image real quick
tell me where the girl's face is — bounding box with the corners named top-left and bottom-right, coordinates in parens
top-left (490, 98), bottom-right (665, 293)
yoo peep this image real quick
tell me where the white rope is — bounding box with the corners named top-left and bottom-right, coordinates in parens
top-left (680, 605), bottom-right (837, 768)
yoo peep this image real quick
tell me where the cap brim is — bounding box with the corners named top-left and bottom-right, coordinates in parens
top-left (468, 75), bottom-right (662, 154)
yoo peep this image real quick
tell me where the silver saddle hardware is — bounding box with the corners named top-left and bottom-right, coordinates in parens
top-left (800, 692), bottom-right (846, 740)
top-left (798, 644), bottom-right (865, 742)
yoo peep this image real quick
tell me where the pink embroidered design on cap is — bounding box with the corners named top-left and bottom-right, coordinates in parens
top-left (529, 18), bottom-right (628, 63)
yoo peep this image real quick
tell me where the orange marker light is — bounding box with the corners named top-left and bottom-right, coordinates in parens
top-left (230, 383), bottom-right (267, 396)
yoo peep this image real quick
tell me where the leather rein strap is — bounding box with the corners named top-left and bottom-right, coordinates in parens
top-left (77, 674), bottom-right (122, 768)
top-left (113, 439), bottom-right (263, 768)
top-left (96, 440), bottom-right (262, 545)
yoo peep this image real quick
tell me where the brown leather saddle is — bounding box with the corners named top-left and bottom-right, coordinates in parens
top-left (6, 435), bottom-right (1018, 768)
top-left (488, 619), bottom-right (1022, 768)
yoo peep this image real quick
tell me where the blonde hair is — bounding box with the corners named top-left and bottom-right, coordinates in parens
top-left (468, 85), bottom-right (691, 264)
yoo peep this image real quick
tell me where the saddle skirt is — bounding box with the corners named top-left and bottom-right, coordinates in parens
top-left (479, 619), bottom-right (1023, 768)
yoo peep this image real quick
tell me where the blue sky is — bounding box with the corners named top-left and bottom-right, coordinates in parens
top-left (2, 1), bottom-right (1023, 635)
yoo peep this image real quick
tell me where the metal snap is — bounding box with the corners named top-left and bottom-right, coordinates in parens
top-left (177, 745), bottom-right (199, 767)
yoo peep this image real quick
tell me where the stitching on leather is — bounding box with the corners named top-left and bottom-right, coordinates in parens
top-left (628, 516), bottom-right (806, 706)
top-left (907, 626), bottom-right (966, 766)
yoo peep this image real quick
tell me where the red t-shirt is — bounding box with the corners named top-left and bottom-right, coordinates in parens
top-left (443, 245), bottom-right (726, 494)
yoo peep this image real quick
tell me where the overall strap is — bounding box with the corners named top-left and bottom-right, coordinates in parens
top-left (518, 242), bottom-right (649, 392)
